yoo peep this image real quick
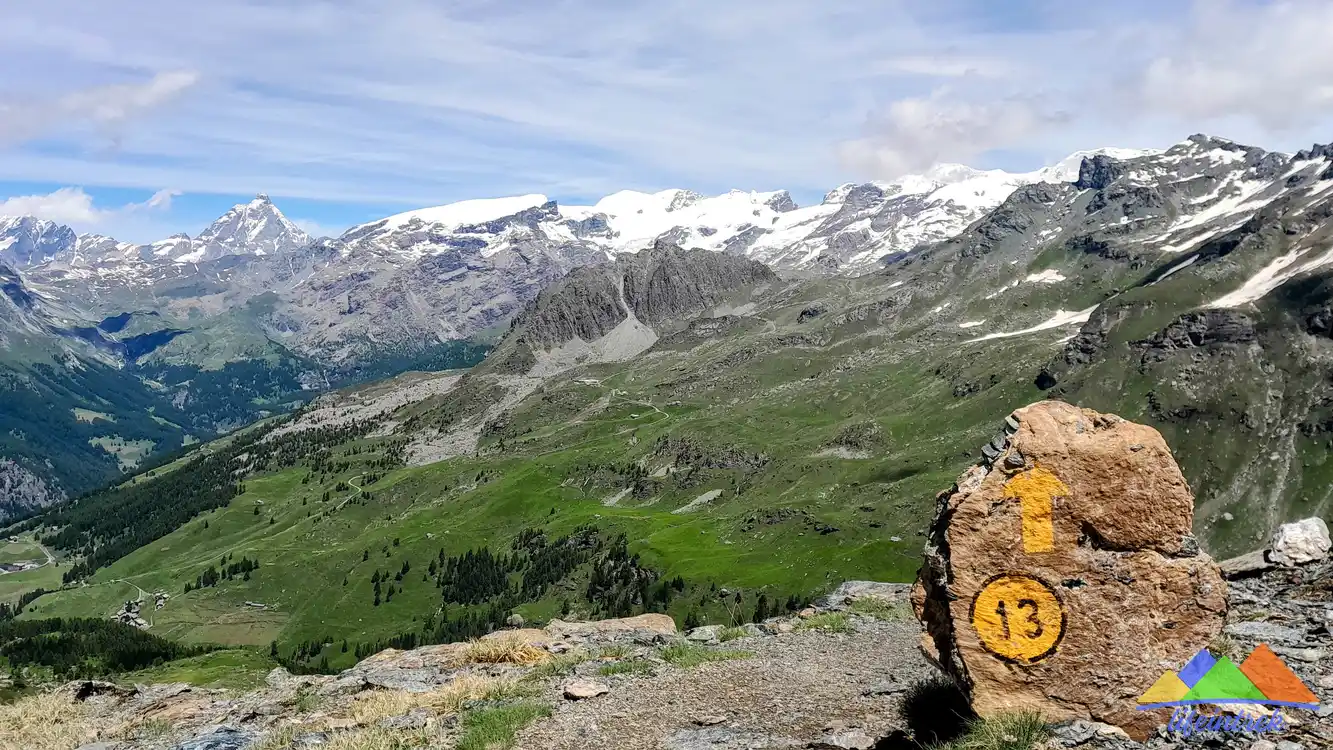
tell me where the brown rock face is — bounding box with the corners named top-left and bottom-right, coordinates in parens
top-left (912, 401), bottom-right (1227, 740)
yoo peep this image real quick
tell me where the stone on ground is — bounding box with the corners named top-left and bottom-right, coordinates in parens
top-left (912, 400), bottom-right (1227, 740)
top-left (1269, 517), bottom-right (1331, 567)
top-left (563, 679), bottom-right (611, 700)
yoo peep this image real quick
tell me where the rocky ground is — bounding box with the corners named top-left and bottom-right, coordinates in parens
top-left (513, 617), bottom-right (929, 750)
top-left (4, 558), bottom-right (1330, 750)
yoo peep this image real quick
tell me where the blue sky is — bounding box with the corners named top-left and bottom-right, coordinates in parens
top-left (3, 0), bottom-right (1333, 243)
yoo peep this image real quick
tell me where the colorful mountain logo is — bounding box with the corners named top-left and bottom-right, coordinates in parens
top-left (1137, 643), bottom-right (1320, 710)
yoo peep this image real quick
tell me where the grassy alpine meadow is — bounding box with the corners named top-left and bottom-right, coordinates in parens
top-left (27, 256), bottom-right (1324, 672)
top-left (0, 536), bottom-right (46, 565)
top-left (21, 319), bottom-right (1059, 667)
top-left (119, 649), bottom-right (280, 692)
top-left (0, 564), bottom-right (63, 604)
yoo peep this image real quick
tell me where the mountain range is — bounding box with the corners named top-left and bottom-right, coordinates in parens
top-left (8, 132), bottom-right (1333, 678)
top-left (3, 133), bottom-right (1330, 534)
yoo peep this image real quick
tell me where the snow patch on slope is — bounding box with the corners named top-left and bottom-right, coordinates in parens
top-left (965, 306), bottom-right (1099, 343)
top-left (1209, 245), bottom-right (1333, 308)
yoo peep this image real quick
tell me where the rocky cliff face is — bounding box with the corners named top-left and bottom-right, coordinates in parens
top-left (489, 242), bottom-right (776, 375)
top-left (0, 457), bottom-right (64, 520)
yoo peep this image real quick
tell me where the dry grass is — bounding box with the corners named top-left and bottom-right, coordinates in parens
top-left (0, 691), bottom-right (122, 750)
top-left (346, 674), bottom-right (525, 726)
top-left (1208, 633), bottom-right (1244, 663)
top-left (321, 727), bottom-right (429, 750)
top-left (462, 636), bottom-right (552, 666)
top-left (256, 724), bottom-right (429, 750)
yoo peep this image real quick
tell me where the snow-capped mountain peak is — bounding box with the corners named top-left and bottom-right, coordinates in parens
top-left (346, 194), bottom-right (552, 239)
top-left (0, 216), bottom-right (77, 268)
top-left (187, 193), bottom-right (310, 262)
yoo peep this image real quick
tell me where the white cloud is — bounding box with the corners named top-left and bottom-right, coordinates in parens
top-left (0, 71), bottom-right (199, 146)
top-left (0, 0), bottom-right (1332, 218)
top-left (839, 91), bottom-right (1069, 179)
top-left (1138, 0), bottom-right (1333, 129)
top-left (0, 187), bottom-right (180, 226)
top-left (142, 189), bottom-right (180, 210)
top-left (0, 188), bottom-right (104, 224)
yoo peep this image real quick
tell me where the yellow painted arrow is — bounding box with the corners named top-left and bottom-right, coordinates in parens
top-left (1002, 467), bottom-right (1068, 554)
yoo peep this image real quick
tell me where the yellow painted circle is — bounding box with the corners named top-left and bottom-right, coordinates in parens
top-left (970, 573), bottom-right (1066, 664)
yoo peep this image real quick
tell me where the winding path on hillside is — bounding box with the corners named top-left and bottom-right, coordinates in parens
top-left (332, 474), bottom-right (366, 513)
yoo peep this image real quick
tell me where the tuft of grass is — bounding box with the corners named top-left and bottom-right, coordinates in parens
top-left (464, 636), bottom-right (552, 666)
top-left (524, 650), bottom-right (589, 681)
top-left (848, 597), bottom-right (912, 621)
top-left (718, 626), bottom-right (748, 643)
top-left (658, 643), bottom-right (752, 669)
top-left (597, 659), bottom-right (655, 677)
top-left (1208, 633), bottom-right (1243, 663)
top-left (933, 712), bottom-right (1050, 750)
top-left (131, 717), bottom-right (174, 739)
top-left (595, 644), bottom-right (632, 659)
top-left (794, 612), bottom-right (852, 633)
top-left (294, 688), bottom-right (323, 714)
top-left (251, 726), bottom-right (298, 750)
top-left (0, 691), bottom-right (122, 750)
top-left (456, 702), bottom-right (552, 750)
top-left (347, 674), bottom-right (520, 725)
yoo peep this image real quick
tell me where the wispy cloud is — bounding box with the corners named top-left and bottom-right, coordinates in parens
top-left (0, 71), bottom-right (198, 146)
top-left (0, 0), bottom-right (1332, 220)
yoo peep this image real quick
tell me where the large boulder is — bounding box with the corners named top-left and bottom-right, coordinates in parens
top-left (1269, 517), bottom-right (1331, 567)
top-left (546, 613), bottom-right (677, 641)
top-left (913, 401), bottom-right (1227, 740)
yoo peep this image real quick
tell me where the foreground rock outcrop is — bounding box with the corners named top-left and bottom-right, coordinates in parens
top-left (914, 400), bottom-right (1229, 740)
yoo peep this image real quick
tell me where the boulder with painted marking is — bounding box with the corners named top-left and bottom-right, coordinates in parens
top-left (912, 400), bottom-right (1227, 740)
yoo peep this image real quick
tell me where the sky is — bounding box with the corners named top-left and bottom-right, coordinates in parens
top-left (3, 0), bottom-right (1333, 243)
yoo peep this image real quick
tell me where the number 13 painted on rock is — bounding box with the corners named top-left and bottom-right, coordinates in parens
top-left (969, 467), bottom-right (1069, 664)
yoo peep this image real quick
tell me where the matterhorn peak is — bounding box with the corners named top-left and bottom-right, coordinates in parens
top-left (184, 193), bottom-right (310, 262)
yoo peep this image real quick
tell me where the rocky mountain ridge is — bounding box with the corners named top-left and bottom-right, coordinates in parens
top-left (10, 132), bottom-right (1333, 538)
top-left (0, 145), bottom-right (1150, 370)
